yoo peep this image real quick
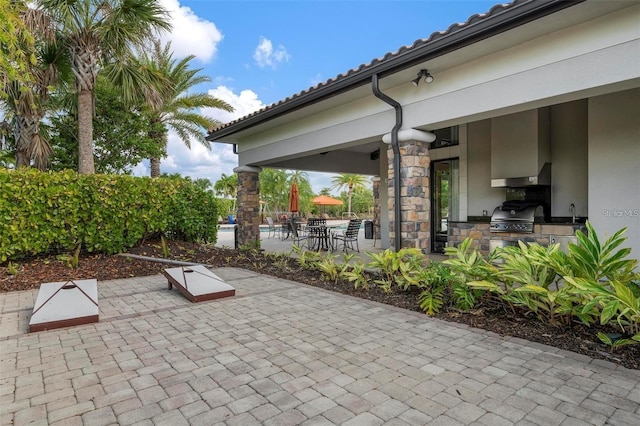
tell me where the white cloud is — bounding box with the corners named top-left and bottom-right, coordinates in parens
top-left (133, 85), bottom-right (337, 193)
top-left (136, 85), bottom-right (267, 185)
top-left (253, 37), bottom-right (291, 69)
top-left (204, 86), bottom-right (266, 124)
top-left (159, 0), bottom-right (222, 63)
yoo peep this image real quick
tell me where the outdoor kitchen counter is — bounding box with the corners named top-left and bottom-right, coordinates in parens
top-left (447, 221), bottom-right (587, 254)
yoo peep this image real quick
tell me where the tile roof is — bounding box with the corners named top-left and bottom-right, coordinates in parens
top-left (207, 0), bottom-right (578, 140)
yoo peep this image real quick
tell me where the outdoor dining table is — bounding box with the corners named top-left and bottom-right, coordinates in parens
top-left (306, 224), bottom-right (339, 251)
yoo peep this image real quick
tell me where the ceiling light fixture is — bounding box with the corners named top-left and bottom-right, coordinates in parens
top-left (411, 69), bottom-right (434, 86)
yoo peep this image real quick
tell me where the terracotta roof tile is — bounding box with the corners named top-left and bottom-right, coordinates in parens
top-left (208, 0), bottom-right (537, 137)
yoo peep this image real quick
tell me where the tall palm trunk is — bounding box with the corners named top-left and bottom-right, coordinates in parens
top-left (13, 115), bottom-right (37, 168)
top-left (148, 118), bottom-right (165, 177)
top-left (77, 89), bottom-right (95, 174)
top-left (150, 157), bottom-right (161, 177)
top-left (70, 40), bottom-right (100, 175)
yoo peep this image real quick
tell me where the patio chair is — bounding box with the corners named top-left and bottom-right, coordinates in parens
top-left (332, 219), bottom-right (362, 252)
top-left (265, 216), bottom-right (280, 239)
top-left (290, 220), bottom-right (309, 247)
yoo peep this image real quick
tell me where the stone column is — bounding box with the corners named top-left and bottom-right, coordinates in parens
top-left (233, 165), bottom-right (262, 249)
top-left (387, 140), bottom-right (431, 252)
top-left (372, 177), bottom-right (381, 240)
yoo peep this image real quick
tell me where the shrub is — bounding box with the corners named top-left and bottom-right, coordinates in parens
top-left (0, 169), bottom-right (219, 261)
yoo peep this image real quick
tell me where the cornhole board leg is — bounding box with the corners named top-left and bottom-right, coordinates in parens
top-left (29, 279), bottom-right (99, 333)
top-left (163, 265), bottom-right (235, 303)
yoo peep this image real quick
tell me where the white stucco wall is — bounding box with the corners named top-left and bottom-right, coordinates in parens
top-left (588, 88), bottom-right (640, 258)
top-left (467, 120), bottom-right (505, 216)
top-left (550, 100), bottom-right (588, 218)
top-left (235, 3), bottom-right (639, 173)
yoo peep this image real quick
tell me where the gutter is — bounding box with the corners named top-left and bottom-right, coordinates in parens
top-left (208, 0), bottom-right (582, 141)
top-left (371, 74), bottom-right (402, 251)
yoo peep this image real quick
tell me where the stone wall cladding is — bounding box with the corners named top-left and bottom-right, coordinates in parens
top-left (236, 170), bottom-right (261, 248)
top-left (388, 140), bottom-right (431, 252)
top-left (448, 222), bottom-right (587, 255)
top-left (372, 177), bottom-right (381, 240)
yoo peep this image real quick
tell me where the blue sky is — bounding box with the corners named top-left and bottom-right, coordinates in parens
top-left (144, 0), bottom-right (499, 193)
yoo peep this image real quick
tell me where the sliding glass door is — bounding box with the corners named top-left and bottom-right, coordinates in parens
top-left (432, 159), bottom-right (459, 253)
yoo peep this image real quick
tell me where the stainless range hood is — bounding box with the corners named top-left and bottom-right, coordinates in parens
top-left (491, 162), bottom-right (551, 187)
top-left (491, 108), bottom-right (551, 188)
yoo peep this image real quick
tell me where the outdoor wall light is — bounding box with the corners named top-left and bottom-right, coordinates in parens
top-left (411, 69), bottom-right (434, 86)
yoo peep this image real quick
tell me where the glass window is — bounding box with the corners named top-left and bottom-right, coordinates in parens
top-left (431, 126), bottom-right (459, 149)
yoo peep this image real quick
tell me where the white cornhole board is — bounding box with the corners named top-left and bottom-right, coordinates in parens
top-left (29, 279), bottom-right (99, 332)
top-left (163, 265), bottom-right (235, 303)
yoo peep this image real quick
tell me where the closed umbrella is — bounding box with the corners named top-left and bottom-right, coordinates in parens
top-left (289, 183), bottom-right (299, 215)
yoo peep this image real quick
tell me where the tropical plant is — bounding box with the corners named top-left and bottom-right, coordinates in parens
top-left (260, 168), bottom-right (289, 215)
top-left (596, 332), bottom-right (640, 353)
top-left (1, 2), bottom-right (67, 169)
top-left (444, 238), bottom-right (500, 283)
top-left (316, 253), bottom-right (341, 284)
top-left (135, 40), bottom-right (233, 177)
top-left (48, 75), bottom-right (163, 173)
top-left (341, 262), bottom-right (369, 290)
top-left (0, 0), bottom-right (35, 99)
top-left (291, 245), bottom-right (321, 269)
top-left (366, 248), bottom-right (423, 293)
top-left (331, 173), bottom-right (367, 218)
top-left (38, 0), bottom-right (172, 174)
top-left (214, 173), bottom-right (238, 213)
top-left (568, 221), bottom-right (638, 282)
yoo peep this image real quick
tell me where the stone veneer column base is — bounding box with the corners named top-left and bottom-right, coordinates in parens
top-left (234, 165), bottom-right (262, 249)
top-left (387, 140), bottom-right (431, 252)
top-left (372, 177), bottom-right (381, 240)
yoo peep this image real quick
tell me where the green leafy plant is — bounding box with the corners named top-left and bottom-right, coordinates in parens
top-left (366, 248), bottom-right (424, 293)
top-left (569, 221), bottom-right (638, 282)
top-left (291, 245), bottom-right (321, 269)
top-left (0, 169), bottom-right (221, 261)
top-left (444, 238), bottom-right (500, 283)
top-left (418, 285), bottom-right (444, 315)
top-left (160, 235), bottom-right (171, 258)
top-left (316, 253), bottom-right (341, 284)
top-left (597, 332), bottom-right (640, 353)
top-left (342, 262), bottom-right (369, 290)
top-left (6, 262), bottom-right (19, 276)
top-left (56, 244), bottom-right (81, 269)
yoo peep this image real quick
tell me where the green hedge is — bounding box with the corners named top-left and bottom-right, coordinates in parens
top-left (0, 169), bottom-right (219, 261)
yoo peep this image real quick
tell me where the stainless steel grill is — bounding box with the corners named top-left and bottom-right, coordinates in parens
top-left (490, 201), bottom-right (544, 233)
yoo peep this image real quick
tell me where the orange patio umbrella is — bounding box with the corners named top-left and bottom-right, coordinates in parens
top-left (289, 182), bottom-right (299, 214)
top-left (311, 195), bottom-right (343, 206)
top-left (312, 195), bottom-right (343, 213)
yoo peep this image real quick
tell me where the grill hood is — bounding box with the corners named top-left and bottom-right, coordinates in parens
top-left (490, 108), bottom-right (551, 188)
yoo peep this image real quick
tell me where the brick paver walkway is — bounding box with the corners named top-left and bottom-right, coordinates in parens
top-left (1, 267), bottom-right (639, 425)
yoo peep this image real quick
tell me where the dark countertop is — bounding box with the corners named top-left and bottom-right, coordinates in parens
top-left (450, 216), bottom-right (588, 225)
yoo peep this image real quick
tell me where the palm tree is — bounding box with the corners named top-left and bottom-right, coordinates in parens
top-left (214, 173), bottom-right (238, 213)
top-left (0, 0), bottom-right (34, 99)
top-left (331, 173), bottom-right (368, 218)
top-left (260, 168), bottom-right (289, 215)
top-left (137, 40), bottom-right (233, 177)
top-left (1, 3), bottom-right (65, 169)
top-left (38, 0), bottom-right (171, 174)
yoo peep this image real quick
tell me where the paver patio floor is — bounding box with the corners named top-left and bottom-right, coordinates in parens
top-left (1, 267), bottom-right (639, 425)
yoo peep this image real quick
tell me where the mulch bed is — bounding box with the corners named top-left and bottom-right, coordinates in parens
top-left (1, 238), bottom-right (638, 370)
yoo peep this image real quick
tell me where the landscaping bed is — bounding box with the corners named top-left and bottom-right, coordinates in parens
top-left (1, 238), bottom-right (638, 371)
